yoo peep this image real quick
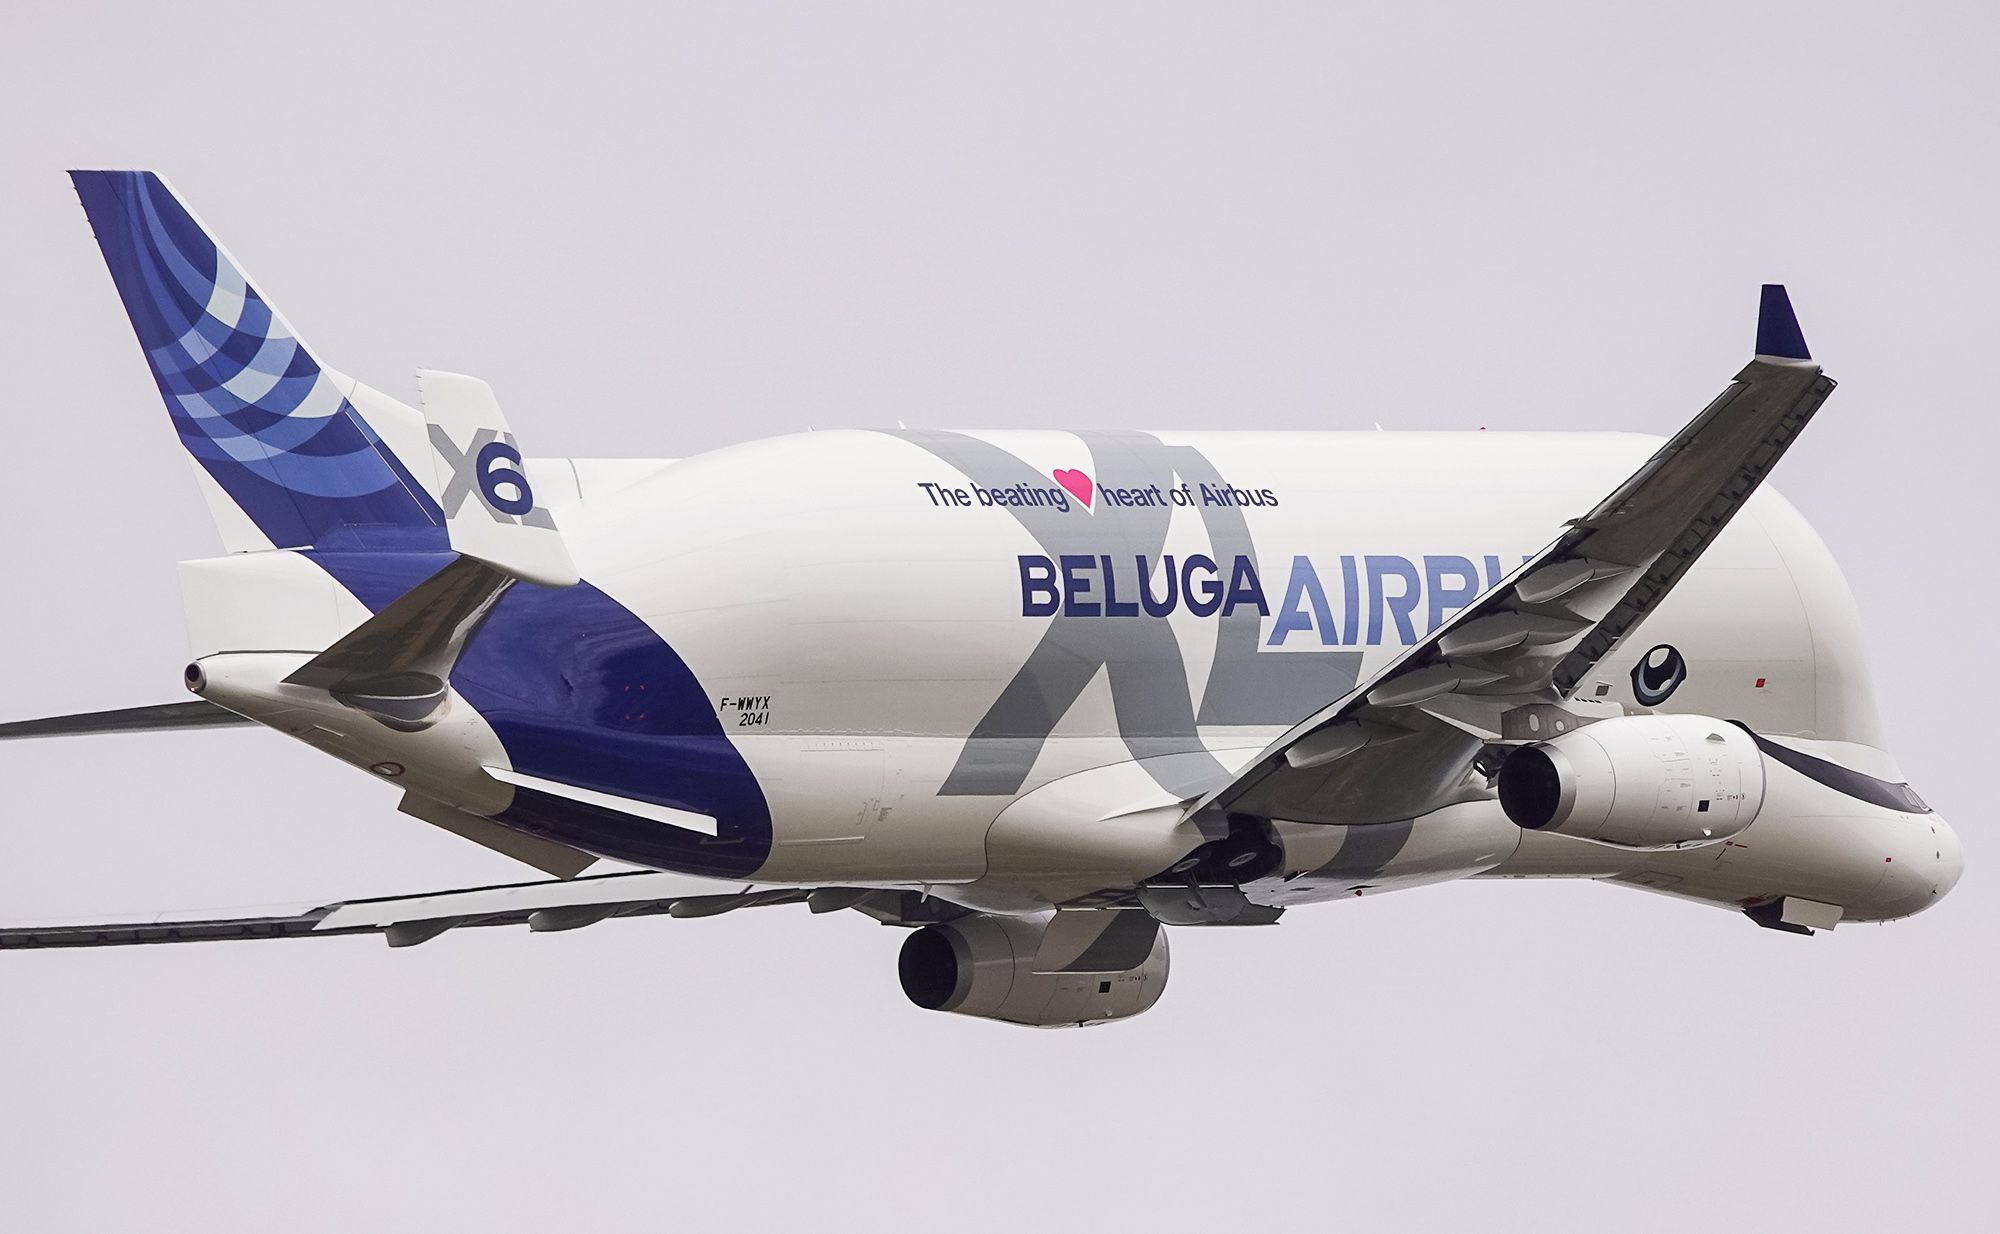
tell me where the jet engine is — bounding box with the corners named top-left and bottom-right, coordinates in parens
top-left (1497, 714), bottom-right (1765, 850)
top-left (897, 912), bottom-right (1169, 1027)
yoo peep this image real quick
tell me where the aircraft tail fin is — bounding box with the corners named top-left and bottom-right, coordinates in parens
top-left (69, 170), bottom-right (444, 551)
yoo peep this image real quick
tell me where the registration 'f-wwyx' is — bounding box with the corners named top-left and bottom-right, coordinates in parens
top-left (0, 172), bottom-right (1962, 1026)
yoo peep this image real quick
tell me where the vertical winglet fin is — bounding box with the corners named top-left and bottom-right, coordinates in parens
top-left (1755, 284), bottom-right (1812, 362)
top-left (418, 370), bottom-right (578, 588)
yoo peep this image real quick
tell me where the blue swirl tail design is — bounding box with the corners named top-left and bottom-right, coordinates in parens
top-left (71, 170), bottom-right (442, 550)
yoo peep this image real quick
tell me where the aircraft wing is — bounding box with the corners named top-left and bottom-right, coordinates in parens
top-left (0, 871), bottom-right (947, 951)
top-left (1199, 286), bottom-right (1836, 828)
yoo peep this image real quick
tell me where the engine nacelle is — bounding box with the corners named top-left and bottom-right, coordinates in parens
top-left (897, 912), bottom-right (1169, 1028)
top-left (1497, 714), bottom-right (1765, 850)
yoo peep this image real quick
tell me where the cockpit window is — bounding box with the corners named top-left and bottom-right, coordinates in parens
top-left (1740, 727), bottom-right (1931, 814)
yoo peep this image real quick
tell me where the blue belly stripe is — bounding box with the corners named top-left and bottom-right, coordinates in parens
top-left (309, 550), bottom-right (774, 877)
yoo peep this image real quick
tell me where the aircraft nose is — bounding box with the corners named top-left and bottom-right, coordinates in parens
top-left (1872, 812), bottom-right (1963, 919)
top-left (1929, 814), bottom-right (1966, 902)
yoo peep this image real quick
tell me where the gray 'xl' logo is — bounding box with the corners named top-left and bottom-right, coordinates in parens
top-left (887, 429), bottom-right (1362, 799)
top-left (430, 425), bottom-right (558, 529)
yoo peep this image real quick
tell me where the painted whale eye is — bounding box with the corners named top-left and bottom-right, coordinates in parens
top-left (1630, 643), bottom-right (1688, 706)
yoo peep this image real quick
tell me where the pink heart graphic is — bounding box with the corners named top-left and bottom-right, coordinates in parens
top-left (1052, 468), bottom-right (1094, 510)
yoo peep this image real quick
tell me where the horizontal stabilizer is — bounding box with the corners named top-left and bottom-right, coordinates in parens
top-left (284, 556), bottom-right (512, 731)
top-left (0, 700), bottom-right (251, 741)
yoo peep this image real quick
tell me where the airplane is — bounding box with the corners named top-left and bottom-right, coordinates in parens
top-left (0, 171), bottom-right (1962, 1027)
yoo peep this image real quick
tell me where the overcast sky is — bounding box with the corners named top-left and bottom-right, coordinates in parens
top-left (2, 2), bottom-right (1994, 1230)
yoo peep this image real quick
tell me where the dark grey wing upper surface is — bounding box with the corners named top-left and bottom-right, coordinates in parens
top-left (1202, 287), bottom-right (1835, 828)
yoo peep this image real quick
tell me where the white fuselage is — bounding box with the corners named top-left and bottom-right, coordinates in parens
top-left (185, 428), bottom-right (1961, 925)
top-left (556, 429), bottom-right (1953, 917)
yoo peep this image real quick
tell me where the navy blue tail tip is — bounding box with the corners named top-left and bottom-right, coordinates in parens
top-left (1756, 284), bottom-right (1811, 361)
top-left (68, 168), bottom-right (446, 549)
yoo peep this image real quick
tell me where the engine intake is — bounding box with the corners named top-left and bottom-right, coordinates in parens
top-left (897, 912), bottom-right (1168, 1028)
top-left (1497, 714), bottom-right (1765, 849)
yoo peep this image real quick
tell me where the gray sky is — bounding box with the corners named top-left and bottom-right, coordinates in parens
top-left (2, 2), bottom-right (1993, 1229)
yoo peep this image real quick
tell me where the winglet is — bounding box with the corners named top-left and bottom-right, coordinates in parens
top-left (418, 370), bottom-right (579, 588)
top-left (1755, 284), bottom-right (1811, 362)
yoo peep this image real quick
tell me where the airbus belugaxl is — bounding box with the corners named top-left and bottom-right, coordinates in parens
top-left (0, 172), bottom-right (1962, 1026)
